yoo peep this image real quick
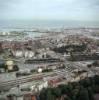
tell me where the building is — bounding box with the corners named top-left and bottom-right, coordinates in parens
top-left (23, 94), bottom-right (37, 100)
top-left (6, 60), bottom-right (14, 71)
top-left (30, 81), bottom-right (48, 92)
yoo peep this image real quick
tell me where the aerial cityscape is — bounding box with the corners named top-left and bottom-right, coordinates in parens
top-left (0, 0), bottom-right (99, 100)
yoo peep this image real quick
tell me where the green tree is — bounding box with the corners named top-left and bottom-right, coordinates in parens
top-left (77, 88), bottom-right (89, 100)
top-left (94, 75), bottom-right (99, 85)
top-left (39, 88), bottom-right (47, 100)
top-left (58, 84), bottom-right (68, 94)
top-left (52, 87), bottom-right (61, 98)
top-left (87, 87), bottom-right (94, 100)
top-left (46, 90), bottom-right (55, 100)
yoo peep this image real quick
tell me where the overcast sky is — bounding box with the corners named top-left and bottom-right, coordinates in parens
top-left (0, 0), bottom-right (99, 21)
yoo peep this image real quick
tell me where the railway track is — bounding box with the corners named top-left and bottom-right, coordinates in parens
top-left (0, 72), bottom-right (57, 90)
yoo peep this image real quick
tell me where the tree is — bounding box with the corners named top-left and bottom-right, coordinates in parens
top-left (39, 88), bottom-right (47, 100)
top-left (46, 90), bottom-right (55, 100)
top-left (93, 85), bottom-right (99, 93)
top-left (77, 88), bottom-right (89, 100)
top-left (92, 61), bottom-right (99, 66)
top-left (52, 87), bottom-right (61, 98)
top-left (87, 87), bottom-right (94, 100)
top-left (79, 78), bottom-right (93, 88)
top-left (64, 96), bottom-right (72, 100)
top-left (58, 84), bottom-right (68, 94)
top-left (66, 84), bottom-right (73, 99)
top-left (87, 64), bottom-right (92, 68)
top-left (13, 65), bottom-right (19, 71)
top-left (72, 88), bottom-right (80, 100)
top-left (94, 75), bottom-right (99, 85)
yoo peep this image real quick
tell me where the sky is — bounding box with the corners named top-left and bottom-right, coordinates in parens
top-left (0, 0), bottom-right (99, 21)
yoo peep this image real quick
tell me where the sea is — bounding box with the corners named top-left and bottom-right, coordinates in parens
top-left (0, 20), bottom-right (99, 38)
